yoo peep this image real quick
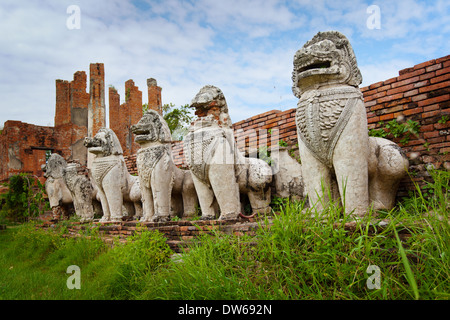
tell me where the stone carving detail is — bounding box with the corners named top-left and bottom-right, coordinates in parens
top-left (84, 128), bottom-right (142, 222)
top-left (185, 85), bottom-right (272, 220)
top-left (63, 163), bottom-right (95, 222)
top-left (131, 110), bottom-right (198, 222)
top-left (42, 153), bottom-right (73, 220)
top-left (292, 31), bottom-right (408, 216)
top-left (270, 146), bottom-right (305, 201)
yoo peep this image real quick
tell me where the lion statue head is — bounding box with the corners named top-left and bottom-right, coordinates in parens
top-left (190, 85), bottom-right (232, 128)
top-left (131, 109), bottom-right (172, 145)
top-left (84, 128), bottom-right (123, 157)
top-left (42, 153), bottom-right (67, 179)
top-left (292, 31), bottom-right (362, 98)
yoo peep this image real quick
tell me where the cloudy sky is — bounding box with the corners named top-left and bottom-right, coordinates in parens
top-left (0, 0), bottom-right (449, 127)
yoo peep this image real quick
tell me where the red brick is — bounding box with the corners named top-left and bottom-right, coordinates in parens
top-left (398, 67), bottom-right (414, 75)
top-left (426, 63), bottom-right (442, 72)
top-left (384, 77), bottom-right (398, 85)
top-left (436, 66), bottom-right (450, 76)
top-left (420, 124), bottom-right (435, 132)
top-left (423, 131), bottom-right (440, 139)
top-left (404, 89), bottom-right (419, 98)
top-left (380, 113), bottom-right (394, 121)
top-left (367, 116), bottom-right (380, 124)
top-left (430, 73), bottom-right (450, 84)
top-left (377, 93), bottom-right (403, 103)
top-left (397, 68), bottom-right (425, 81)
top-left (386, 83), bottom-right (414, 95)
top-left (417, 95), bottom-right (450, 107)
top-left (377, 84), bottom-right (391, 92)
top-left (364, 100), bottom-right (378, 108)
top-left (414, 59), bottom-right (435, 70)
top-left (418, 81), bottom-right (450, 93)
top-left (364, 90), bottom-right (386, 102)
top-left (436, 55), bottom-right (450, 63)
top-left (403, 107), bottom-right (423, 116)
top-left (391, 76), bottom-right (420, 88)
top-left (411, 93), bottom-right (429, 102)
top-left (422, 110), bottom-right (442, 118)
top-left (423, 104), bottom-right (440, 112)
top-left (413, 80), bottom-right (430, 89)
top-left (419, 72), bottom-right (436, 81)
top-left (368, 81), bottom-right (384, 90)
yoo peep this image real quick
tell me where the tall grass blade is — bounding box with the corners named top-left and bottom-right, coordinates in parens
top-left (393, 225), bottom-right (419, 300)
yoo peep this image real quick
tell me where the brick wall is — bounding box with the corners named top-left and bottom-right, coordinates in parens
top-left (88, 63), bottom-right (106, 138)
top-left (109, 80), bottom-right (142, 156)
top-left (0, 121), bottom-right (57, 183)
top-left (124, 55), bottom-right (450, 196)
top-left (54, 70), bottom-right (89, 165)
top-left (362, 55), bottom-right (450, 193)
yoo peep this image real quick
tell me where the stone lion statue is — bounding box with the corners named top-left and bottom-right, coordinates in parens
top-left (292, 31), bottom-right (408, 216)
top-left (131, 109), bottom-right (198, 222)
top-left (42, 153), bottom-right (73, 220)
top-left (184, 85), bottom-right (272, 220)
top-left (84, 128), bottom-right (142, 222)
top-left (63, 162), bottom-right (95, 222)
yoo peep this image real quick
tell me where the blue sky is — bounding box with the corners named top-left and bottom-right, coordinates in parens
top-left (0, 0), bottom-right (449, 127)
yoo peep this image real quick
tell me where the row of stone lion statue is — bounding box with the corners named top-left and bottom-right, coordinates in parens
top-left (43, 31), bottom-right (409, 223)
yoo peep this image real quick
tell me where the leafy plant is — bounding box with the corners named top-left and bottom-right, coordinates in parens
top-left (368, 119), bottom-right (420, 144)
top-left (278, 139), bottom-right (288, 147)
top-left (0, 174), bottom-right (48, 223)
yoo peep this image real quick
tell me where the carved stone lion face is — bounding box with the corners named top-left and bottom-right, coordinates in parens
top-left (131, 110), bottom-right (172, 144)
top-left (42, 153), bottom-right (67, 179)
top-left (84, 128), bottom-right (123, 157)
top-left (190, 85), bottom-right (232, 128)
top-left (292, 31), bottom-right (362, 97)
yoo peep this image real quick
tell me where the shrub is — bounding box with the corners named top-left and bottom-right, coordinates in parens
top-left (0, 173), bottom-right (48, 223)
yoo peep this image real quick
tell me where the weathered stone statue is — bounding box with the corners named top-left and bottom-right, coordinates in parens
top-left (84, 128), bottom-right (142, 222)
top-left (63, 162), bottom-right (95, 222)
top-left (270, 146), bottom-right (305, 202)
top-left (184, 85), bottom-right (272, 220)
top-left (292, 31), bottom-right (408, 216)
top-left (131, 110), bottom-right (198, 222)
top-left (42, 153), bottom-right (73, 220)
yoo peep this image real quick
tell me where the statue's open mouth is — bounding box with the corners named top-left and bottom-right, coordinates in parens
top-left (88, 146), bottom-right (103, 154)
top-left (297, 60), bottom-right (331, 73)
top-left (134, 134), bottom-right (151, 142)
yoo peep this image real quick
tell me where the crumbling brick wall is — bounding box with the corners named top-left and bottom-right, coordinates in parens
top-left (54, 70), bottom-right (89, 164)
top-left (0, 121), bottom-right (57, 183)
top-left (109, 80), bottom-right (142, 156)
top-left (124, 55), bottom-right (450, 197)
top-left (362, 54), bottom-right (450, 194)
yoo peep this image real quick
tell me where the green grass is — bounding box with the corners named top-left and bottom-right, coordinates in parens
top-left (0, 169), bottom-right (448, 300)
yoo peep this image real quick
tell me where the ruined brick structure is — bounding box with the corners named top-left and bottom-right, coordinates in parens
top-left (108, 78), bottom-right (163, 157)
top-left (0, 63), bottom-right (164, 182)
top-left (1, 56), bottom-right (449, 196)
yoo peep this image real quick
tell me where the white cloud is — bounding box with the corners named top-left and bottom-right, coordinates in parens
top-left (0, 0), bottom-right (448, 128)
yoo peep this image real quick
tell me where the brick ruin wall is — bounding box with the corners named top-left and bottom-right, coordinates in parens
top-left (126, 55), bottom-right (450, 198)
top-left (1, 56), bottom-right (449, 198)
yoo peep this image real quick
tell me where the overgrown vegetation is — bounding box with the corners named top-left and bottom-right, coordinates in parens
top-left (0, 169), bottom-right (448, 300)
top-left (0, 173), bottom-right (49, 224)
top-left (142, 102), bottom-right (194, 141)
top-left (369, 119), bottom-right (421, 144)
